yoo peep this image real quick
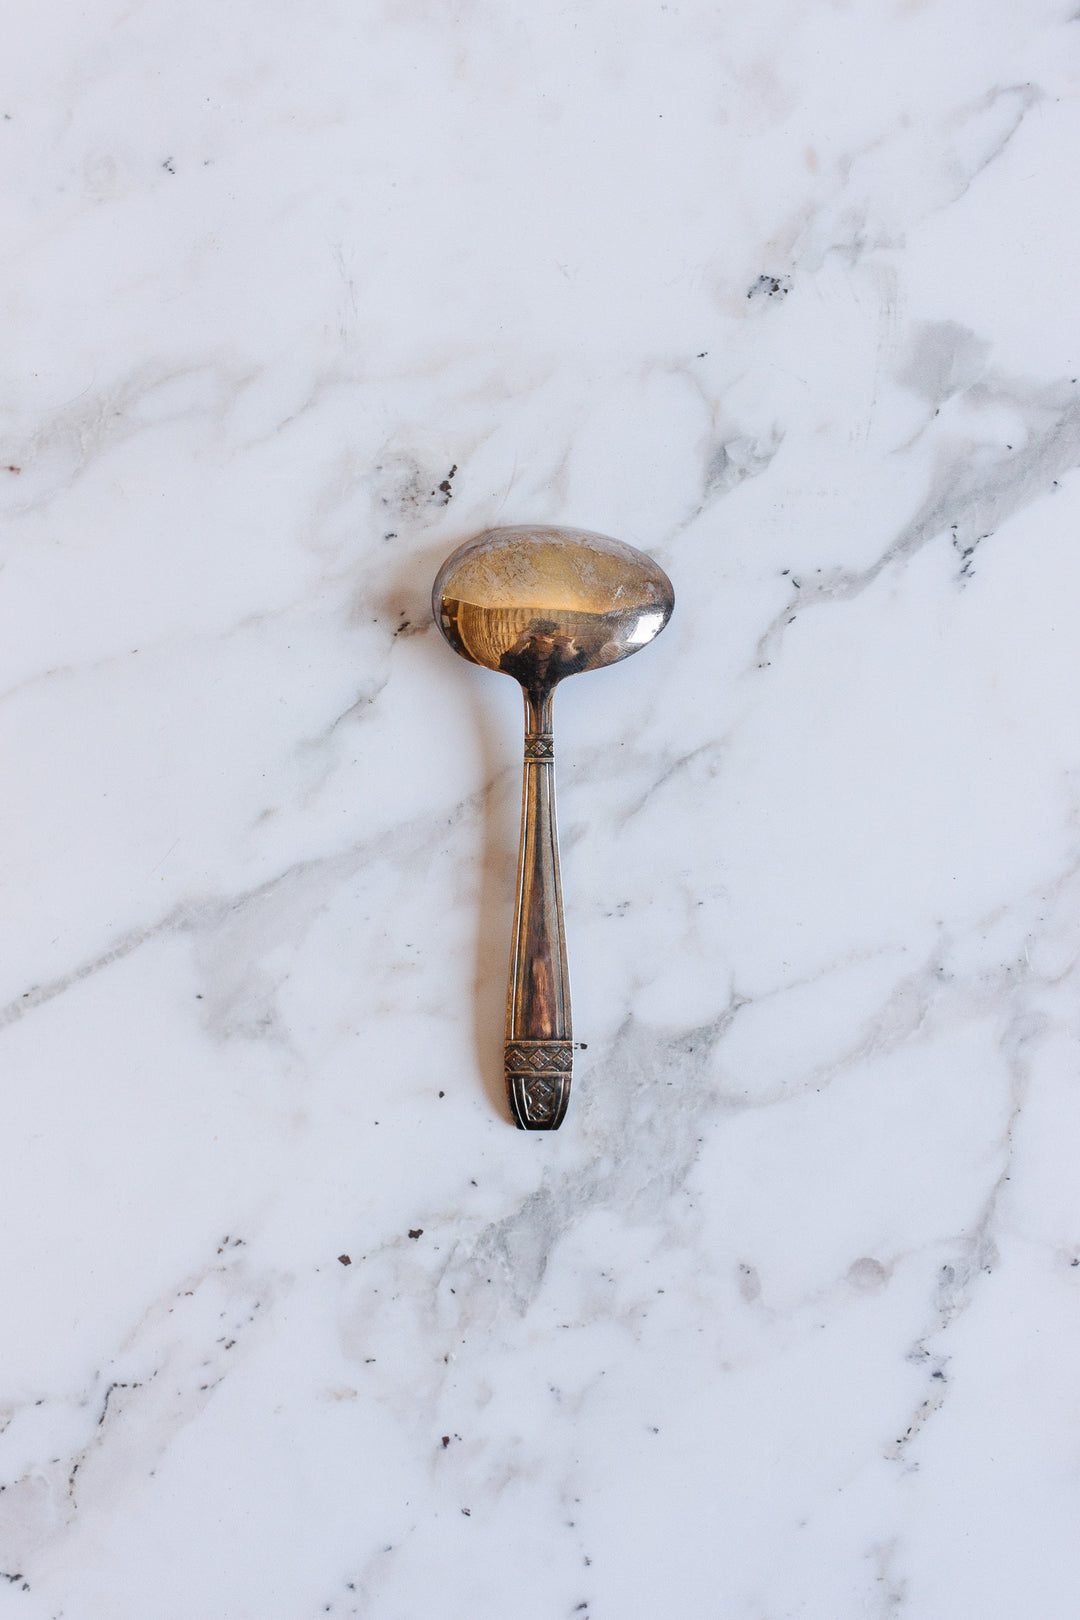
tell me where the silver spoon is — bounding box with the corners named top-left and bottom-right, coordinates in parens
top-left (432, 524), bottom-right (674, 1129)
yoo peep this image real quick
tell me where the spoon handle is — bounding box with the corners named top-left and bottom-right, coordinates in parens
top-left (505, 691), bottom-right (572, 1129)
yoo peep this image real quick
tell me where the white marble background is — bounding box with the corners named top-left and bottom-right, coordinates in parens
top-left (1, 1), bottom-right (1079, 1615)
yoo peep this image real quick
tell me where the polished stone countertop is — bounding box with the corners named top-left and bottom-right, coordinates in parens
top-left (2, 3), bottom-right (1080, 1616)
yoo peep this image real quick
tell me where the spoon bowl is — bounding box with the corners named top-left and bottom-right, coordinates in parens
top-left (433, 525), bottom-right (674, 1130)
top-left (434, 525), bottom-right (673, 705)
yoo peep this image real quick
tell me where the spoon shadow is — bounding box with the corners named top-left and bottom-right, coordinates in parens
top-left (378, 538), bottom-right (518, 1125)
top-left (467, 677), bottom-right (521, 1124)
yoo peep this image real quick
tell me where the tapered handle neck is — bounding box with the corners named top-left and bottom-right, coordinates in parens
top-left (505, 685), bottom-right (571, 1129)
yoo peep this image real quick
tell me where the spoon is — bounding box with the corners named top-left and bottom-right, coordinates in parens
top-left (432, 525), bottom-right (674, 1130)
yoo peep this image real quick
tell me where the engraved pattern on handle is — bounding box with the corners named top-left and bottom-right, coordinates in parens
top-left (505, 1040), bottom-right (573, 1130)
top-left (504, 692), bottom-right (572, 1130)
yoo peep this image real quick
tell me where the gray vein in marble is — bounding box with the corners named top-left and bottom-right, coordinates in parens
top-left (0, 1242), bottom-right (271, 1573)
top-left (868, 1541), bottom-right (908, 1618)
top-left (0, 791), bottom-right (477, 1039)
top-left (757, 379), bottom-right (1080, 663)
top-left (0, 361), bottom-right (248, 517)
top-left (862, 862), bottom-right (1080, 1523)
top-left (611, 740), bottom-right (721, 830)
top-left (337, 1009), bottom-right (744, 1419)
top-left (897, 321), bottom-right (991, 410)
top-left (795, 83), bottom-right (1039, 273)
top-left (438, 1009), bottom-right (738, 1319)
top-left (704, 428), bottom-right (783, 500)
top-left (889, 998), bottom-right (1044, 1464)
top-left (937, 82), bottom-right (1039, 208)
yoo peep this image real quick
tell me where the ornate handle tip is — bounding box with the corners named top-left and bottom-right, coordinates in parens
top-left (505, 1040), bottom-right (573, 1130)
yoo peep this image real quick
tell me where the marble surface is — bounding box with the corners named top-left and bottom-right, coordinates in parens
top-left (2, 1), bottom-right (1080, 1615)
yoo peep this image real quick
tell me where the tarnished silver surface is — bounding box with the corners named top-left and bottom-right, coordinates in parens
top-left (433, 525), bottom-right (674, 1130)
